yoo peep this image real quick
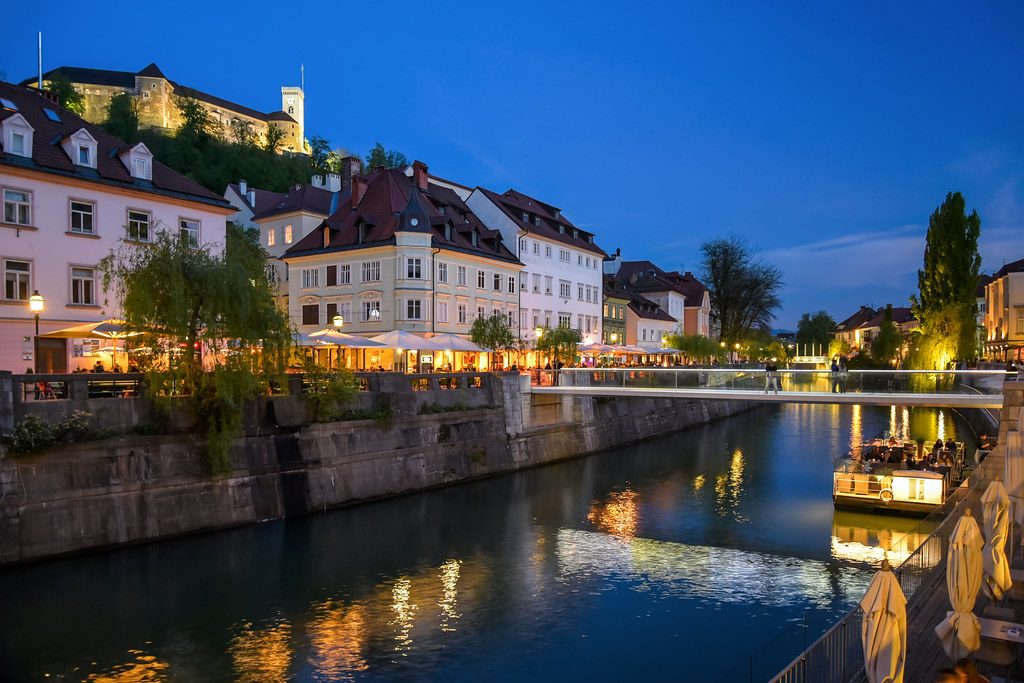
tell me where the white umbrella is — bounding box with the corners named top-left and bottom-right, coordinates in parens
top-left (40, 319), bottom-right (141, 339)
top-left (304, 328), bottom-right (386, 348)
top-left (934, 509), bottom-right (984, 661)
top-left (369, 330), bottom-right (445, 350)
top-left (860, 558), bottom-right (907, 683)
top-left (578, 342), bottom-right (614, 354)
top-left (981, 479), bottom-right (1012, 601)
top-left (427, 333), bottom-right (485, 352)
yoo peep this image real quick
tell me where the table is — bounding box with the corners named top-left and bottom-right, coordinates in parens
top-left (978, 616), bottom-right (1024, 644)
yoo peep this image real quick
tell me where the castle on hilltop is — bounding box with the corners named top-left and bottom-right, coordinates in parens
top-left (22, 63), bottom-right (305, 154)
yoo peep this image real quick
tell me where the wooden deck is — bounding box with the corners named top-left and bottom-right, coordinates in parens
top-left (904, 568), bottom-right (955, 682)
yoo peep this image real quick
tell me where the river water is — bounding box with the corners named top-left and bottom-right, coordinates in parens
top-left (0, 404), bottom-right (975, 682)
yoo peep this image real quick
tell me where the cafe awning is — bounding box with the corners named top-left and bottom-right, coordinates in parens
top-left (40, 319), bottom-right (141, 340)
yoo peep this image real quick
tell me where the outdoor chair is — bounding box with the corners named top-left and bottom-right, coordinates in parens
top-left (974, 639), bottom-right (1019, 681)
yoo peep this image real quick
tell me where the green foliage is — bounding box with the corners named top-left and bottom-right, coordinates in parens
top-left (870, 307), bottom-right (904, 366)
top-left (264, 125), bottom-right (285, 153)
top-left (9, 415), bottom-right (56, 455)
top-left (910, 192), bottom-right (981, 362)
top-left (665, 333), bottom-right (722, 363)
top-left (175, 96), bottom-right (219, 140)
top-left (99, 223), bottom-right (291, 472)
top-left (308, 135), bottom-right (332, 174)
top-left (365, 142), bottom-right (408, 170)
top-left (103, 93), bottom-right (141, 143)
top-left (229, 119), bottom-right (258, 147)
top-left (796, 311), bottom-right (836, 348)
top-left (300, 354), bottom-right (359, 421)
top-left (907, 305), bottom-right (969, 370)
top-left (470, 312), bottom-right (517, 367)
top-left (46, 75), bottom-right (84, 115)
top-left (829, 337), bottom-right (852, 359)
top-left (700, 236), bottom-right (782, 344)
top-left (535, 325), bottom-right (582, 366)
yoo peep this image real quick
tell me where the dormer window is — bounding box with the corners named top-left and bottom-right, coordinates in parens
top-left (521, 211), bottom-right (528, 222)
top-left (558, 225), bottom-right (565, 234)
top-left (439, 205), bottom-right (446, 215)
top-left (533, 216), bottom-right (541, 227)
top-left (61, 128), bottom-right (98, 169)
top-left (471, 231), bottom-right (478, 247)
top-left (1, 113), bottom-right (34, 159)
top-left (572, 229), bottom-right (579, 239)
top-left (119, 142), bottom-right (153, 180)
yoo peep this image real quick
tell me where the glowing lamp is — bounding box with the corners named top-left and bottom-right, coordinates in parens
top-left (29, 290), bottom-right (44, 313)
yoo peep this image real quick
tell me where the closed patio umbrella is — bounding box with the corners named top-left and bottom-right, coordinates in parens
top-left (860, 558), bottom-right (907, 683)
top-left (934, 509), bottom-right (984, 661)
top-left (981, 478), bottom-right (1012, 601)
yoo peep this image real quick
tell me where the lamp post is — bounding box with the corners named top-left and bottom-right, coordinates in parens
top-left (534, 327), bottom-right (543, 369)
top-left (29, 290), bottom-right (44, 372)
top-left (331, 315), bottom-right (344, 367)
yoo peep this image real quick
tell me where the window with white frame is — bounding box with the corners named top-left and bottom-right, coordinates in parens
top-left (361, 261), bottom-right (381, 282)
top-left (438, 261), bottom-right (448, 283)
top-left (586, 257), bottom-right (592, 268)
top-left (134, 157), bottom-right (149, 179)
top-left (267, 228), bottom-right (276, 246)
top-left (362, 300), bottom-right (381, 321)
top-left (477, 305), bottom-right (486, 320)
top-left (559, 313), bottom-right (571, 327)
top-left (520, 238), bottom-right (527, 253)
top-left (578, 254), bottom-right (583, 266)
top-left (586, 286), bottom-right (593, 303)
top-left (179, 218), bottom-right (200, 246)
top-left (407, 257), bottom-right (423, 279)
top-left (532, 241), bottom-right (540, 255)
top-left (545, 245), bottom-right (552, 259)
top-left (78, 145), bottom-right (91, 166)
top-left (301, 267), bottom-right (319, 288)
top-left (559, 280), bottom-right (571, 298)
top-left (3, 259), bottom-right (30, 300)
top-left (493, 273), bottom-right (501, 291)
top-left (458, 303), bottom-right (467, 324)
top-left (406, 299), bottom-right (422, 320)
top-left (477, 269), bottom-right (485, 288)
top-left (507, 276), bottom-right (515, 294)
top-left (508, 310), bottom-right (515, 326)
top-left (3, 189), bottom-right (31, 225)
top-left (338, 264), bottom-right (351, 284)
top-left (126, 209), bottom-right (151, 242)
top-left (1017, 308), bottom-right (1024, 335)
top-left (520, 309), bottom-right (528, 329)
top-left (71, 266), bottom-right (95, 305)
top-left (578, 284), bottom-right (584, 301)
top-left (69, 200), bottom-right (94, 234)
top-left (559, 249), bottom-right (570, 263)
top-left (532, 274), bottom-right (541, 292)
top-left (438, 301), bottom-right (449, 323)
top-left (284, 225), bottom-right (293, 244)
top-left (544, 276), bottom-right (552, 295)
top-left (457, 265), bottom-right (467, 286)
top-left (11, 132), bottom-right (25, 155)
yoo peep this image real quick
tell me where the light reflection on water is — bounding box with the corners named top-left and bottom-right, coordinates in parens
top-left (0, 404), bottom-right (976, 682)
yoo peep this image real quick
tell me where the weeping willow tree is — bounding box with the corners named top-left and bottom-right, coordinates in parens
top-left (100, 223), bottom-right (291, 472)
top-left (535, 325), bottom-right (582, 366)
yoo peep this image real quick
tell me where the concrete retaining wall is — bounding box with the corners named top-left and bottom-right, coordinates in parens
top-left (0, 374), bottom-right (753, 565)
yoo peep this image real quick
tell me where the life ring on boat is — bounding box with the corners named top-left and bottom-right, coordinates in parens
top-left (879, 488), bottom-right (894, 504)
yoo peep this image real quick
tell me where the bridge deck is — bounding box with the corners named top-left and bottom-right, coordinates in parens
top-left (530, 386), bottom-right (1003, 409)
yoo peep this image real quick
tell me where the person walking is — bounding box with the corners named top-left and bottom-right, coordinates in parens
top-left (838, 356), bottom-right (849, 393)
top-left (764, 360), bottom-right (780, 394)
top-left (830, 358), bottom-right (840, 393)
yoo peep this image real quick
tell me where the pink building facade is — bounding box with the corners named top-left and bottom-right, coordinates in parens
top-left (0, 82), bottom-right (234, 373)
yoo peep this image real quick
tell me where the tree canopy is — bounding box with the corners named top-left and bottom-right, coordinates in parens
top-left (795, 311), bottom-right (836, 348)
top-left (46, 75), bottom-right (84, 115)
top-left (699, 236), bottom-right (782, 344)
top-left (535, 325), bottom-right (582, 366)
top-left (909, 192), bottom-right (981, 364)
top-left (665, 333), bottom-right (721, 363)
top-left (870, 306), bottom-right (904, 366)
top-left (365, 142), bottom-right (408, 170)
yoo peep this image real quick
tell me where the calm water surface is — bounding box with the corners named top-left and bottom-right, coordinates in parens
top-left (0, 404), bottom-right (975, 681)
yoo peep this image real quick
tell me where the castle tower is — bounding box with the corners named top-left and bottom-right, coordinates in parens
top-left (281, 86), bottom-right (304, 147)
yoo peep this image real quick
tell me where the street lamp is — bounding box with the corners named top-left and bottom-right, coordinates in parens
top-left (29, 290), bottom-right (44, 335)
top-left (534, 327), bottom-right (543, 339)
top-left (610, 332), bottom-right (618, 343)
top-left (332, 314), bottom-right (344, 329)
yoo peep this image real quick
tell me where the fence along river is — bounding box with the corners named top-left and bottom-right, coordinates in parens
top-left (0, 403), bottom-right (976, 681)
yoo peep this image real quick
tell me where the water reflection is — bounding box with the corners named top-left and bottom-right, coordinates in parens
top-left (438, 559), bottom-right (462, 633)
top-left (587, 489), bottom-right (639, 538)
top-left (831, 512), bottom-right (937, 568)
top-left (306, 601), bottom-right (368, 679)
top-left (84, 649), bottom-right (169, 682)
top-left (850, 404), bottom-right (863, 458)
top-left (230, 620), bottom-right (292, 683)
top-left (389, 577), bottom-right (417, 654)
top-left (714, 449), bottom-right (746, 519)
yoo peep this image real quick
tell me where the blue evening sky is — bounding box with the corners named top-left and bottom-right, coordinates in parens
top-left (3, 2), bottom-right (1022, 328)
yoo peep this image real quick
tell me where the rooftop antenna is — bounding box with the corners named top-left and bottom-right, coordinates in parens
top-left (37, 31), bottom-right (42, 89)
top-left (300, 62), bottom-right (304, 91)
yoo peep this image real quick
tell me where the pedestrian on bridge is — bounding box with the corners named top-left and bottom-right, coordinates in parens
top-left (764, 361), bottom-right (780, 394)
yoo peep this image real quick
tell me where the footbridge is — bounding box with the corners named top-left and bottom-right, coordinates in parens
top-left (528, 368), bottom-right (1011, 409)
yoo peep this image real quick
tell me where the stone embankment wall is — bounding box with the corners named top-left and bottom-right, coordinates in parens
top-left (0, 373), bottom-right (753, 565)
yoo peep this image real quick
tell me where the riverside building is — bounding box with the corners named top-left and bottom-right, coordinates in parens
top-left (0, 81), bottom-right (234, 373)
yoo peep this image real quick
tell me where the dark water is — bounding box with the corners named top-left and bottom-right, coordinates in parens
top-left (0, 404), bottom-right (975, 682)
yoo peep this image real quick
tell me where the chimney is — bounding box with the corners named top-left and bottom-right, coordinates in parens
top-left (684, 271), bottom-right (693, 278)
top-left (412, 160), bottom-right (429, 191)
top-left (325, 173), bottom-right (341, 192)
top-left (340, 156), bottom-right (361, 193)
top-left (311, 175), bottom-right (325, 189)
top-left (239, 179), bottom-right (247, 195)
top-left (247, 190), bottom-right (256, 206)
top-left (352, 175), bottom-right (367, 207)
top-left (603, 247), bottom-right (623, 275)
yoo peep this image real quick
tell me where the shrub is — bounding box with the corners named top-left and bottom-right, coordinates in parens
top-left (9, 415), bottom-right (56, 456)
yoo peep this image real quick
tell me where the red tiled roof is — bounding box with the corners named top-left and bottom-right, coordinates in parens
top-left (476, 186), bottom-right (606, 256)
top-left (605, 277), bottom-right (676, 322)
top-left (857, 306), bottom-right (916, 330)
top-left (283, 168), bottom-right (521, 265)
top-left (993, 258), bottom-right (1024, 279)
top-left (835, 306), bottom-right (877, 332)
top-left (227, 183), bottom-right (286, 213)
top-left (612, 260), bottom-right (708, 305)
top-left (0, 81), bottom-right (230, 208)
top-left (251, 184), bottom-right (336, 220)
